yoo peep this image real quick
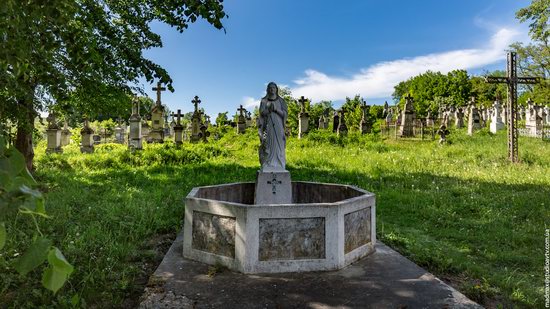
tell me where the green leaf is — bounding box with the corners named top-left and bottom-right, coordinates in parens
top-left (42, 247), bottom-right (73, 293)
top-left (47, 247), bottom-right (73, 275)
top-left (0, 222), bottom-right (6, 250)
top-left (14, 238), bottom-right (52, 275)
top-left (19, 185), bottom-right (43, 199)
top-left (42, 265), bottom-right (69, 294)
top-left (0, 171), bottom-right (9, 189)
top-left (3, 148), bottom-right (26, 177)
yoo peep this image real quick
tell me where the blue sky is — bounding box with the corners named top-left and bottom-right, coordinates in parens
top-left (140, 0), bottom-right (531, 117)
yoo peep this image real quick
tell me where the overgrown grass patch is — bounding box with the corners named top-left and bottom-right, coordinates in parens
top-left (1, 129), bottom-right (548, 308)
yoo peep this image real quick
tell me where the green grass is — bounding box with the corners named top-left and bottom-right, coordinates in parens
top-left (1, 128), bottom-right (548, 308)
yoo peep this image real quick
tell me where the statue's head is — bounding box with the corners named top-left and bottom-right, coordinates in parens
top-left (266, 82), bottom-right (278, 97)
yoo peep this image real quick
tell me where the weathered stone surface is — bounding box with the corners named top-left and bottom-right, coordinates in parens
top-left (184, 182), bottom-right (376, 273)
top-left (254, 171), bottom-right (291, 205)
top-left (143, 232), bottom-right (482, 308)
top-left (259, 217), bottom-right (325, 261)
top-left (192, 211), bottom-right (236, 258)
top-left (344, 207), bottom-right (371, 253)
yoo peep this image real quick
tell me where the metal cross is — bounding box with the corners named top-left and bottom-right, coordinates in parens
top-left (237, 105), bottom-right (246, 117)
top-left (486, 52), bottom-right (539, 163)
top-left (298, 96), bottom-right (307, 113)
top-left (152, 81), bottom-right (166, 104)
top-left (171, 109), bottom-right (183, 124)
top-left (267, 173), bottom-right (282, 195)
top-left (192, 96), bottom-right (201, 113)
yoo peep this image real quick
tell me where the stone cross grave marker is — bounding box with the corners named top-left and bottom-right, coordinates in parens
top-left (486, 52), bottom-right (539, 162)
top-left (192, 95), bottom-right (201, 113)
top-left (360, 99), bottom-right (371, 134)
top-left (152, 81), bottom-right (166, 104)
top-left (237, 105), bottom-right (247, 134)
top-left (190, 96), bottom-right (202, 142)
top-left (298, 96), bottom-right (309, 138)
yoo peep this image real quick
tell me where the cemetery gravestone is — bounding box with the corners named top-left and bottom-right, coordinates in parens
top-left (129, 100), bottom-right (143, 150)
top-left (337, 109), bottom-right (348, 136)
top-left (332, 111), bottom-right (340, 133)
top-left (149, 81), bottom-right (166, 143)
top-left (399, 94), bottom-right (415, 137)
top-left (60, 121), bottom-right (71, 147)
top-left (163, 114), bottom-right (172, 138)
top-left (172, 109), bottom-right (184, 146)
top-left (490, 98), bottom-right (505, 133)
top-left (114, 118), bottom-right (126, 144)
top-left (80, 117), bottom-right (95, 153)
top-left (318, 115), bottom-right (326, 130)
top-left (359, 99), bottom-right (371, 134)
top-left (141, 119), bottom-right (150, 142)
top-left (245, 111), bottom-right (252, 128)
top-left (190, 96), bottom-right (203, 142)
top-left (237, 105), bottom-right (247, 134)
top-left (455, 108), bottom-right (465, 129)
top-left (298, 96), bottom-right (309, 139)
top-left (467, 98), bottom-right (481, 136)
top-left (46, 113), bottom-right (62, 153)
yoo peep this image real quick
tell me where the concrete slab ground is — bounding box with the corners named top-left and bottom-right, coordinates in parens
top-left (139, 231), bottom-right (482, 309)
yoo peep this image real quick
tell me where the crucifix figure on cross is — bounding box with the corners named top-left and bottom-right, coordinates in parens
top-left (267, 173), bottom-right (282, 195)
top-left (486, 52), bottom-right (539, 163)
top-left (238, 105), bottom-right (246, 117)
top-left (152, 81), bottom-right (166, 105)
top-left (192, 96), bottom-right (201, 113)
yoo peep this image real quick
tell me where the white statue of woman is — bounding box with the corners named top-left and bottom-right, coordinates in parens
top-left (258, 82), bottom-right (288, 172)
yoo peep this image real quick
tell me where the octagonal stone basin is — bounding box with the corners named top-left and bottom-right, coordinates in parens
top-left (183, 182), bottom-right (376, 273)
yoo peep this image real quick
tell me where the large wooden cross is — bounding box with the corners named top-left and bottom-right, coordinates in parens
top-left (152, 81), bottom-right (166, 104)
top-left (192, 96), bottom-right (201, 113)
top-left (237, 105), bottom-right (246, 117)
top-left (486, 52), bottom-right (539, 163)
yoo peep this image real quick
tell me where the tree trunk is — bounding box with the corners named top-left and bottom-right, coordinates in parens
top-left (15, 98), bottom-right (35, 172)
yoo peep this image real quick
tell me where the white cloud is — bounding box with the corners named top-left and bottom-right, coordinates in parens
top-left (290, 27), bottom-right (524, 102)
top-left (242, 96), bottom-right (260, 109)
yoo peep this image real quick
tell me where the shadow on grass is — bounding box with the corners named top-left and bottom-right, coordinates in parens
top-left (4, 162), bottom-right (545, 308)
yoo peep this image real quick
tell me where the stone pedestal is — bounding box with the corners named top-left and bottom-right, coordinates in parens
top-left (467, 107), bottom-right (481, 136)
top-left (150, 104), bottom-right (165, 143)
top-left (237, 116), bottom-right (246, 134)
top-left (360, 118), bottom-right (371, 134)
top-left (190, 116), bottom-right (201, 143)
top-left (141, 121), bottom-right (150, 142)
top-left (336, 112), bottom-right (347, 136)
top-left (174, 125), bottom-right (184, 146)
top-left (318, 116), bottom-right (326, 130)
top-left (60, 128), bottom-right (71, 147)
top-left (114, 126), bottom-right (125, 144)
top-left (490, 119), bottom-right (504, 134)
top-left (254, 171), bottom-right (292, 205)
top-left (46, 129), bottom-right (62, 153)
top-left (80, 132), bottom-right (94, 153)
top-left (298, 113), bottom-right (309, 139)
top-left (399, 111), bottom-right (415, 137)
top-left (149, 128), bottom-right (164, 143)
top-left (128, 121), bottom-right (142, 150)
